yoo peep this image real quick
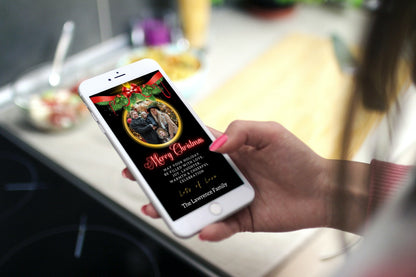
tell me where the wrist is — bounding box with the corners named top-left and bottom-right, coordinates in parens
top-left (325, 160), bottom-right (370, 233)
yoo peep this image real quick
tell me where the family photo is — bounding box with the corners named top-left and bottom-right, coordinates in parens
top-left (125, 99), bottom-right (180, 147)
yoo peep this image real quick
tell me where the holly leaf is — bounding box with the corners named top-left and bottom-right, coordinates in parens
top-left (110, 103), bottom-right (124, 111)
top-left (144, 84), bottom-right (162, 96)
top-left (130, 93), bottom-right (140, 104)
top-left (156, 77), bottom-right (164, 85)
top-left (108, 96), bottom-right (129, 111)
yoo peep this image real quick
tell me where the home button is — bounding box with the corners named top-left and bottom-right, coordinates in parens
top-left (209, 203), bottom-right (222, 215)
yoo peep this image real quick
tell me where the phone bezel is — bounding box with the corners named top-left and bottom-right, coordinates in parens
top-left (79, 59), bottom-right (254, 237)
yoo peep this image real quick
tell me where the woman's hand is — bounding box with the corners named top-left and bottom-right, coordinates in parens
top-left (123, 120), bottom-right (335, 241)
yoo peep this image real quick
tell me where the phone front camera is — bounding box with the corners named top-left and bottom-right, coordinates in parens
top-left (108, 78), bottom-right (111, 81)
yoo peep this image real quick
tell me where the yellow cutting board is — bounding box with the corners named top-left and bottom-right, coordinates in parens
top-left (194, 33), bottom-right (386, 159)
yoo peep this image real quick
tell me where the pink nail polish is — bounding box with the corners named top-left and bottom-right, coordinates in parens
top-left (121, 169), bottom-right (127, 178)
top-left (209, 134), bottom-right (228, 151)
top-left (141, 205), bottom-right (148, 215)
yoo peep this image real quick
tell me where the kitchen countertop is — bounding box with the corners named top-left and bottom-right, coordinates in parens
top-left (193, 3), bottom-right (368, 105)
top-left (4, 4), bottom-right (415, 276)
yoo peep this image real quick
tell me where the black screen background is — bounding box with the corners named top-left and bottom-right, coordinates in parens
top-left (92, 70), bottom-right (244, 220)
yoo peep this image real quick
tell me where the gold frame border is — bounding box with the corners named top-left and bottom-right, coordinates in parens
top-left (123, 98), bottom-right (182, 149)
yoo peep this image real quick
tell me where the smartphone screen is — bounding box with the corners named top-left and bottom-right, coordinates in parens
top-left (90, 70), bottom-right (244, 220)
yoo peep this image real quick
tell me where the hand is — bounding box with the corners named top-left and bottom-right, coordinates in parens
top-left (123, 121), bottom-right (334, 241)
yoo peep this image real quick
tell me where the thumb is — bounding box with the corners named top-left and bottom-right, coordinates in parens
top-left (198, 218), bottom-right (242, 242)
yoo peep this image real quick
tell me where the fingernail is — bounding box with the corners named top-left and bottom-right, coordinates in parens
top-left (141, 205), bottom-right (148, 215)
top-left (198, 233), bottom-right (206, 241)
top-left (209, 134), bottom-right (228, 151)
top-left (121, 169), bottom-right (128, 178)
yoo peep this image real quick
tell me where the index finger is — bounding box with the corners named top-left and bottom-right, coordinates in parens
top-left (122, 168), bottom-right (135, 180)
top-left (212, 120), bottom-right (283, 153)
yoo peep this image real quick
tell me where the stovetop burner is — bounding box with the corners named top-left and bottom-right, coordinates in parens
top-left (0, 153), bottom-right (37, 221)
top-left (0, 126), bottom-right (226, 276)
top-left (0, 222), bottom-right (160, 276)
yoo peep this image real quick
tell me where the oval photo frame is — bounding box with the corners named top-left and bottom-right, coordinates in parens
top-left (123, 99), bottom-right (182, 149)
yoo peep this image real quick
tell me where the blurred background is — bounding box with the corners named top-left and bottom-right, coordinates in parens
top-left (0, 0), bottom-right (372, 88)
top-left (3, 1), bottom-right (405, 276)
top-left (0, 0), bottom-right (172, 87)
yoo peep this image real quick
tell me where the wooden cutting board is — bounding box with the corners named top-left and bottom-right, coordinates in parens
top-left (194, 33), bottom-right (386, 159)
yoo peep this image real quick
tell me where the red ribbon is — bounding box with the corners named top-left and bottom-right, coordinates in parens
top-left (90, 71), bottom-right (171, 110)
top-left (121, 83), bottom-right (140, 107)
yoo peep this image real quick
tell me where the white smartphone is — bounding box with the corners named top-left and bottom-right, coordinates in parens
top-left (78, 59), bottom-right (254, 238)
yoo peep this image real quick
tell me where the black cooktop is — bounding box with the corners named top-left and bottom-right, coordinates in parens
top-left (0, 125), bottom-right (227, 276)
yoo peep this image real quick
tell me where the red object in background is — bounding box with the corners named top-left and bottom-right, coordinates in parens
top-left (247, 3), bottom-right (296, 19)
